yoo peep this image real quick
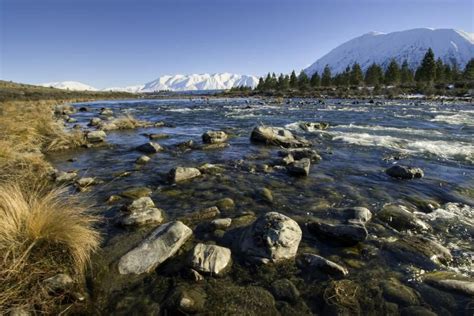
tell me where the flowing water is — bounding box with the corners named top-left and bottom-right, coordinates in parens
top-left (50, 98), bottom-right (474, 315)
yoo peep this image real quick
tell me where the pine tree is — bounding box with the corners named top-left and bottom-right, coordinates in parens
top-left (256, 77), bottom-right (265, 91)
top-left (350, 63), bottom-right (364, 86)
top-left (263, 73), bottom-right (272, 90)
top-left (298, 71), bottom-right (310, 91)
top-left (451, 62), bottom-right (461, 82)
top-left (400, 60), bottom-right (414, 84)
top-left (365, 63), bottom-right (383, 85)
top-left (463, 58), bottom-right (474, 82)
top-left (415, 48), bottom-right (436, 83)
top-left (289, 71), bottom-right (298, 89)
top-left (321, 65), bottom-right (332, 87)
top-left (310, 72), bottom-right (321, 87)
top-left (444, 64), bottom-right (452, 83)
top-left (277, 73), bottom-right (289, 90)
top-left (435, 58), bottom-right (445, 83)
top-left (384, 59), bottom-right (401, 85)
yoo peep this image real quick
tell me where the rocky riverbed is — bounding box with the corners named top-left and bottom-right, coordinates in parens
top-left (48, 97), bottom-right (473, 315)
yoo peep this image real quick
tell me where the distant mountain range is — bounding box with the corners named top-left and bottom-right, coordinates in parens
top-left (40, 73), bottom-right (259, 93)
top-left (39, 28), bottom-right (474, 92)
top-left (305, 28), bottom-right (474, 75)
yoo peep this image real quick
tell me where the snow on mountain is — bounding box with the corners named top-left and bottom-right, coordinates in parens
top-left (39, 81), bottom-right (98, 91)
top-left (141, 73), bottom-right (259, 92)
top-left (102, 85), bottom-right (144, 93)
top-left (305, 28), bottom-right (474, 75)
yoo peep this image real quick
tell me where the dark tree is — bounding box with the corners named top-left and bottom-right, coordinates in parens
top-left (463, 58), bottom-right (474, 82)
top-left (310, 72), bottom-right (321, 87)
top-left (350, 63), bottom-right (364, 86)
top-left (384, 59), bottom-right (401, 85)
top-left (298, 71), bottom-right (310, 90)
top-left (321, 65), bottom-right (332, 87)
top-left (365, 63), bottom-right (384, 85)
top-left (400, 60), bottom-right (414, 84)
top-left (435, 58), bottom-right (445, 83)
top-left (289, 71), bottom-right (298, 89)
top-left (415, 48), bottom-right (436, 83)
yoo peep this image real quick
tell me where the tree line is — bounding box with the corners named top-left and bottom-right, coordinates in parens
top-left (253, 48), bottom-right (474, 92)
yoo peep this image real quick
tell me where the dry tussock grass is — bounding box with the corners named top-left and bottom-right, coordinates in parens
top-left (0, 100), bottom-right (100, 313)
top-left (0, 183), bottom-right (100, 313)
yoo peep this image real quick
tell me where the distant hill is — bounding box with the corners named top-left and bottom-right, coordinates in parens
top-left (39, 81), bottom-right (98, 91)
top-left (305, 28), bottom-right (474, 75)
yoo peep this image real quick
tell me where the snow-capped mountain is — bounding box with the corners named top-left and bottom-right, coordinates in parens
top-left (141, 73), bottom-right (259, 92)
top-left (305, 28), bottom-right (474, 75)
top-left (39, 81), bottom-right (98, 91)
top-left (102, 85), bottom-right (145, 93)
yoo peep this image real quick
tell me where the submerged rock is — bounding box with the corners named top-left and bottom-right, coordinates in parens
top-left (297, 253), bottom-right (348, 277)
top-left (386, 165), bottom-right (424, 179)
top-left (202, 130), bottom-right (228, 144)
top-left (86, 130), bottom-right (106, 143)
top-left (238, 212), bottom-right (302, 263)
top-left (378, 204), bottom-right (430, 232)
top-left (88, 117), bottom-right (102, 127)
top-left (250, 126), bottom-right (311, 148)
top-left (270, 279), bottom-right (300, 303)
top-left (287, 158), bottom-right (311, 176)
top-left (120, 187), bottom-right (152, 199)
top-left (120, 197), bottom-right (163, 226)
top-left (99, 108), bottom-right (114, 116)
top-left (280, 148), bottom-right (321, 162)
top-left (118, 221), bottom-right (192, 274)
top-left (307, 222), bottom-right (368, 246)
top-left (168, 167), bottom-right (201, 183)
top-left (216, 198), bottom-right (235, 211)
top-left (189, 243), bottom-right (232, 275)
top-left (183, 206), bottom-right (220, 222)
top-left (135, 155), bottom-right (151, 164)
top-left (345, 206), bottom-right (372, 224)
top-left (385, 235), bottom-right (452, 269)
top-left (166, 286), bottom-right (206, 314)
top-left (381, 278), bottom-right (420, 306)
top-left (136, 142), bottom-right (163, 154)
top-left (425, 278), bottom-right (474, 296)
top-left (148, 133), bottom-right (169, 140)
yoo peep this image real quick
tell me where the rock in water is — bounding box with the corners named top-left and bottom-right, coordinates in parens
top-left (426, 279), bottom-right (474, 296)
top-left (238, 212), bottom-right (302, 263)
top-left (345, 207), bottom-right (372, 224)
top-left (136, 155), bottom-right (151, 164)
top-left (189, 243), bottom-right (232, 275)
top-left (280, 148), bottom-right (321, 162)
top-left (250, 126), bottom-right (311, 148)
top-left (287, 158), bottom-right (311, 176)
top-left (88, 117), bottom-right (102, 126)
top-left (168, 167), bottom-right (201, 183)
top-left (118, 221), bottom-right (192, 274)
top-left (299, 121), bottom-right (329, 131)
top-left (378, 204), bottom-right (430, 232)
top-left (136, 142), bottom-right (163, 153)
top-left (297, 253), bottom-right (348, 277)
top-left (120, 197), bottom-right (164, 226)
top-left (307, 222), bottom-right (368, 246)
top-left (202, 131), bottom-right (228, 144)
top-left (386, 165), bottom-right (424, 179)
top-left (86, 130), bottom-right (106, 143)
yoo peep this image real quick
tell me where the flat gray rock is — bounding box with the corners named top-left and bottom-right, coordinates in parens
top-left (169, 167), bottom-right (201, 183)
top-left (118, 221), bottom-right (192, 274)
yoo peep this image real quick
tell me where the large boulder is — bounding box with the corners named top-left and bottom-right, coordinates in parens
top-left (307, 222), bottom-right (368, 246)
top-left (86, 130), bottom-right (106, 143)
top-left (168, 167), bottom-right (201, 183)
top-left (202, 131), bottom-right (228, 144)
top-left (386, 165), bottom-right (424, 179)
top-left (136, 142), bottom-right (163, 154)
top-left (120, 197), bottom-right (164, 226)
top-left (250, 126), bottom-right (311, 148)
top-left (238, 212), bottom-right (302, 263)
top-left (189, 243), bottom-right (232, 275)
top-left (118, 221), bottom-right (192, 274)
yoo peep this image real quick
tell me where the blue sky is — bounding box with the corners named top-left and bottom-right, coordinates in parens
top-left (1, 0), bottom-right (472, 88)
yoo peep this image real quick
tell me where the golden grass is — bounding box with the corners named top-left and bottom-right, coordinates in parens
top-left (0, 99), bottom-right (100, 313)
top-left (0, 183), bottom-right (100, 313)
top-left (100, 114), bottom-right (150, 130)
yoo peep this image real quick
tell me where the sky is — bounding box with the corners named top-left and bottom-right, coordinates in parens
top-left (1, 0), bottom-right (472, 89)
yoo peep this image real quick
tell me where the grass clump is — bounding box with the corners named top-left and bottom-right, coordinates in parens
top-left (0, 183), bottom-right (100, 313)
